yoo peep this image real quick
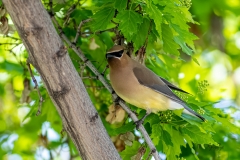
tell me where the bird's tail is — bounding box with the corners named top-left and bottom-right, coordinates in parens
top-left (182, 107), bottom-right (205, 121)
top-left (169, 100), bottom-right (205, 121)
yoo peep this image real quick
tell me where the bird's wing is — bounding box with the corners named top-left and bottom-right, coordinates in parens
top-left (132, 66), bottom-right (205, 121)
top-left (132, 66), bottom-right (184, 104)
top-left (159, 77), bottom-right (190, 94)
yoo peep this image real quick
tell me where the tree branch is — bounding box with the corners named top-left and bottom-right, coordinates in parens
top-left (27, 61), bottom-right (44, 115)
top-left (73, 19), bottom-right (91, 44)
top-left (3, 0), bottom-right (121, 159)
top-left (51, 17), bottom-right (160, 160)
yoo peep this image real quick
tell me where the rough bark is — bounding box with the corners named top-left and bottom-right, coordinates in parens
top-left (3, 0), bottom-right (121, 159)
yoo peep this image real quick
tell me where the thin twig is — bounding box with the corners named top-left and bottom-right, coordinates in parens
top-left (51, 16), bottom-right (160, 160)
top-left (111, 20), bottom-right (118, 25)
top-left (73, 19), bottom-right (91, 44)
top-left (5, 35), bottom-right (20, 41)
top-left (85, 86), bottom-right (105, 89)
top-left (48, 0), bottom-right (54, 18)
top-left (49, 0), bottom-right (53, 13)
top-left (146, 147), bottom-right (155, 160)
top-left (81, 27), bottom-right (116, 36)
top-left (63, 0), bottom-right (80, 26)
top-left (118, 100), bottom-right (159, 159)
top-left (79, 62), bottom-right (86, 78)
top-left (133, 4), bottom-right (141, 11)
top-left (101, 64), bottom-right (109, 76)
top-left (0, 42), bottom-right (21, 45)
top-left (9, 50), bottom-right (24, 67)
top-left (143, 20), bottom-right (153, 47)
top-left (27, 61), bottom-right (44, 116)
top-left (82, 76), bottom-right (98, 80)
top-left (136, 20), bottom-right (153, 63)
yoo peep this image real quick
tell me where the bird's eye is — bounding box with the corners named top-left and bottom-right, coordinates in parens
top-left (106, 50), bottom-right (124, 59)
top-left (115, 50), bottom-right (124, 57)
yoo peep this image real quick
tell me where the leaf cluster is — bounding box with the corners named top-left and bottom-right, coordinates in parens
top-left (1, 0), bottom-right (240, 159)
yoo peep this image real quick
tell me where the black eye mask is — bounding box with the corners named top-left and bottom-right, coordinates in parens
top-left (106, 50), bottom-right (124, 59)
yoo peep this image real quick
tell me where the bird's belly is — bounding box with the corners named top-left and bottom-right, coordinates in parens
top-left (115, 85), bottom-right (171, 113)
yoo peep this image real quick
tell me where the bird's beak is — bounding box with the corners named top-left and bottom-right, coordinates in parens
top-left (106, 54), bottom-right (115, 59)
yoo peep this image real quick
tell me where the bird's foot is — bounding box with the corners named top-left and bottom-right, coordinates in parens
top-left (114, 96), bottom-right (123, 106)
top-left (135, 112), bottom-right (151, 129)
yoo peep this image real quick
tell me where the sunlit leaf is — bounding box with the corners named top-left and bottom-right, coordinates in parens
top-left (116, 10), bottom-right (143, 41)
top-left (92, 6), bottom-right (115, 31)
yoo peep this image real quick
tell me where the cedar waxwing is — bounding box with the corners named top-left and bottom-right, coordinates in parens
top-left (106, 45), bottom-right (205, 121)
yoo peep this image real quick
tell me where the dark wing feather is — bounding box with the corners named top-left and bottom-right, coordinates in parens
top-left (132, 66), bottom-right (205, 121)
top-left (160, 77), bottom-right (190, 94)
top-left (133, 67), bottom-right (184, 103)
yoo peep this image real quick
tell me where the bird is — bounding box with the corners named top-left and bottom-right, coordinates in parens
top-left (106, 45), bottom-right (205, 123)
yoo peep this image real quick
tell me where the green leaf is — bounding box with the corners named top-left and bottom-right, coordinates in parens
top-left (79, 35), bottom-right (107, 70)
top-left (162, 129), bottom-right (173, 146)
top-left (146, 3), bottom-right (162, 39)
top-left (162, 127), bottom-right (186, 160)
top-left (92, 7), bottom-right (115, 31)
top-left (171, 24), bottom-right (198, 56)
top-left (171, 24), bottom-right (198, 49)
top-left (70, 9), bottom-right (93, 24)
top-left (181, 113), bottom-right (204, 126)
top-left (132, 17), bottom-right (151, 51)
top-left (142, 146), bottom-right (151, 160)
top-left (108, 122), bottom-right (135, 136)
top-left (173, 108), bottom-right (184, 116)
top-left (53, 3), bottom-right (66, 12)
top-left (151, 123), bottom-right (162, 145)
top-left (191, 147), bottom-right (200, 160)
top-left (163, 4), bottom-right (192, 31)
top-left (93, 0), bottom-right (113, 7)
top-left (120, 141), bottom-right (141, 160)
top-left (114, 0), bottom-right (127, 11)
top-left (212, 115), bottom-right (240, 134)
top-left (151, 123), bottom-right (173, 149)
top-left (192, 57), bottom-right (200, 65)
top-left (22, 105), bottom-right (38, 122)
top-left (116, 10), bottom-right (143, 41)
top-left (174, 36), bottom-right (193, 55)
top-left (148, 25), bottom-right (158, 44)
top-left (181, 125), bottom-right (218, 145)
top-left (151, 123), bottom-right (161, 137)
top-left (69, 139), bottom-right (79, 156)
top-left (179, 7), bottom-right (196, 24)
top-left (0, 60), bottom-right (24, 74)
top-left (172, 128), bottom-right (186, 147)
top-left (162, 24), bottom-right (180, 55)
top-left (99, 32), bottom-right (114, 49)
top-left (145, 113), bottom-right (160, 127)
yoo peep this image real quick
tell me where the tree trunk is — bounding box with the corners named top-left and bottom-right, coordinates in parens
top-left (3, 0), bottom-right (121, 159)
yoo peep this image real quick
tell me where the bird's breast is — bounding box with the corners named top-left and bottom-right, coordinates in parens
top-left (110, 70), bottom-right (171, 113)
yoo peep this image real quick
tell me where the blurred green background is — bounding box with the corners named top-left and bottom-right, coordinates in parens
top-left (0, 0), bottom-right (240, 159)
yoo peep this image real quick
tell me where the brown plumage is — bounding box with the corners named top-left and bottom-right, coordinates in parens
top-left (106, 45), bottom-right (205, 121)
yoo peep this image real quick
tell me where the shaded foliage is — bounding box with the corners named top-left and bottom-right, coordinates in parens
top-left (0, 0), bottom-right (240, 159)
